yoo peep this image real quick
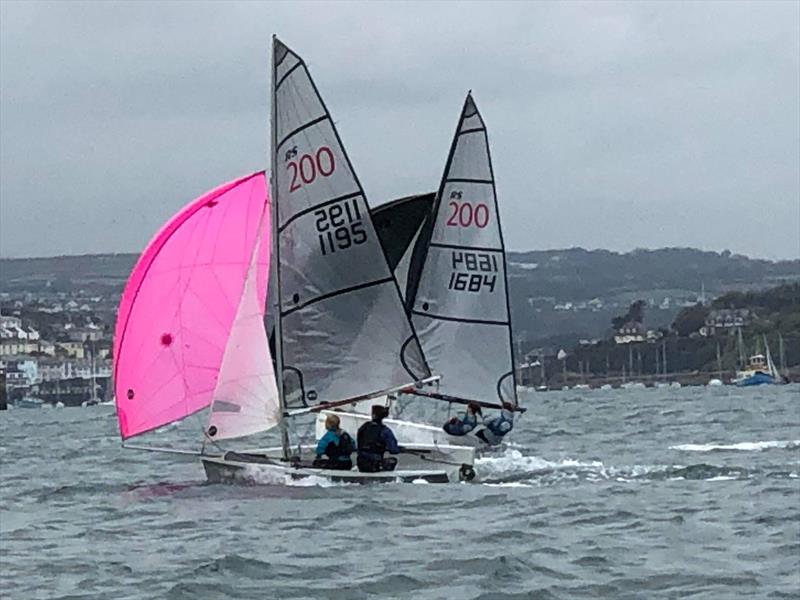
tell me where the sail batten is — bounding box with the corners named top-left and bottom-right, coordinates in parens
top-left (409, 94), bottom-right (518, 406)
top-left (271, 38), bottom-right (430, 410)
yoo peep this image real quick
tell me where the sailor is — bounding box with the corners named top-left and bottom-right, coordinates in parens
top-left (356, 405), bottom-right (401, 472)
top-left (313, 414), bottom-right (355, 470)
top-left (475, 402), bottom-right (515, 445)
top-left (443, 401), bottom-right (482, 436)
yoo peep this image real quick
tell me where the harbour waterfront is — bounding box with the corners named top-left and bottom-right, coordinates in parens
top-left (1, 385), bottom-right (798, 599)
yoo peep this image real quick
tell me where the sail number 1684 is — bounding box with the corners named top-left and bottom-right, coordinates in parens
top-left (448, 250), bottom-right (498, 293)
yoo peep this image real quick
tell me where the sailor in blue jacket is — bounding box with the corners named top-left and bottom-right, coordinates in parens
top-left (443, 401), bottom-right (482, 436)
top-left (475, 402), bottom-right (515, 446)
top-left (314, 414), bottom-right (355, 470)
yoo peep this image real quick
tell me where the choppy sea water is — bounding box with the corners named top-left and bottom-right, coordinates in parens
top-left (1, 385), bottom-right (798, 599)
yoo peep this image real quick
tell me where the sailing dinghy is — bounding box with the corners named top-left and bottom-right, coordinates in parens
top-left (320, 93), bottom-right (524, 447)
top-left (114, 38), bottom-right (476, 484)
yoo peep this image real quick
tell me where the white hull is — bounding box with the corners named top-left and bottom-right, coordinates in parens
top-left (202, 443), bottom-right (474, 484)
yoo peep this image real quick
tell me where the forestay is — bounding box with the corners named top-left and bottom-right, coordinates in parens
top-left (271, 38), bottom-right (430, 409)
top-left (409, 94), bottom-right (518, 406)
top-left (114, 173), bottom-right (269, 439)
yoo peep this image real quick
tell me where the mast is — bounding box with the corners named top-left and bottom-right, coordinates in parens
top-left (655, 345), bottom-right (660, 378)
top-left (541, 355), bottom-right (546, 388)
top-left (764, 335), bottom-right (778, 379)
top-left (628, 346), bottom-right (633, 378)
top-left (90, 340), bottom-right (97, 402)
top-left (737, 327), bottom-right (745, 367)
top-left (270, 35), bottom-right (290, 460)
top-left (716, 340), bottom-right (722, 379)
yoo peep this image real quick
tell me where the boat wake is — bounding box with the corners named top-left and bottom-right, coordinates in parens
top-left (473, 448), bottom-right (796, 486)
top-left (241, 464), bottom-right (347, 488)
top-left (670, 440), bottom-right (800, 453)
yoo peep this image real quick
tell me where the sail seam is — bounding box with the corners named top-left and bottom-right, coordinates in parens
top-left (275, 61), bottom-right (303, 90)
top-left (412, 309), bottom-right (508, 327)
top-left (281, 277), bottom-right (394, 317)
top-left (278, 191), bottom-right (362, 232)
top-left (445, 178), bottom-right (493, 184)
top-left (277, 115), bottom-right (329, 150)
top-left (458, 127), bottom-right (484, 136)
top-left (428, 242), bottom-right (502, 253)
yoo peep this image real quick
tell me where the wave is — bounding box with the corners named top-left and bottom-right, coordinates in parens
top-left (670, 440), bottom-right (800, 453)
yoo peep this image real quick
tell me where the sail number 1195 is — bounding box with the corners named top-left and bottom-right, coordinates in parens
top-left (315, 197), bottom-right (367, 255)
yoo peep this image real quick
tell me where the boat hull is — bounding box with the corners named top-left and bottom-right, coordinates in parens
top-left (733, 371), bottom-right (778, 387)
top-left (202, 443), bottom-right (475, 484)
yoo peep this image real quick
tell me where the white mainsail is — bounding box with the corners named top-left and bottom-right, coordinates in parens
top-left (409, 94), bottom-right (517, 406)
top-left (271, 38), bottom-right (430, 410)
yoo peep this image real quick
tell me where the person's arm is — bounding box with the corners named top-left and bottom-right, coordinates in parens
top-left (382, 428), bottom-right (400, 454)
top-left (316, 432), bottom-right (332, 457)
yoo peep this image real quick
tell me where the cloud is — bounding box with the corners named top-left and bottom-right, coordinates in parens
top-left (1, 0), bottom-right (798, 259)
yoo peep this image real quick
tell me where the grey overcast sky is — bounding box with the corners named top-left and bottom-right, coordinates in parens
top-left (1, 1), bottom-right (798, 260)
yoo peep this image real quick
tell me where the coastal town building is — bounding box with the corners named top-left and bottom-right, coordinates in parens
top-left (614, 321), bottom-right (664, 344)
top-left (699, 309), bottom-right (750, 337)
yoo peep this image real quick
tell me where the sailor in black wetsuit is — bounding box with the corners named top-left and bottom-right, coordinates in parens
top-left (356, 405), bottom-right (401, 472)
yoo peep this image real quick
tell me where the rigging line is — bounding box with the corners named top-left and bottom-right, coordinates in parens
top-left (402, 450), bottom-right (466, 468)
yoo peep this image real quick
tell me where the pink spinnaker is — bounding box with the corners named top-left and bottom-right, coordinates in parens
top-left (114, 172), bottom-right (269, 439)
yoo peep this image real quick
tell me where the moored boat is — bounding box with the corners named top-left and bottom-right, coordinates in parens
top-left (733, 336), bottom-right (782, 387)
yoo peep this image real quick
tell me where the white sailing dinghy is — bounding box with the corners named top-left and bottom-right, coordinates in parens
top-left (320, 93), bottom-right (524, 447)
top-left (113, 37), bottom-right (475, 484)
